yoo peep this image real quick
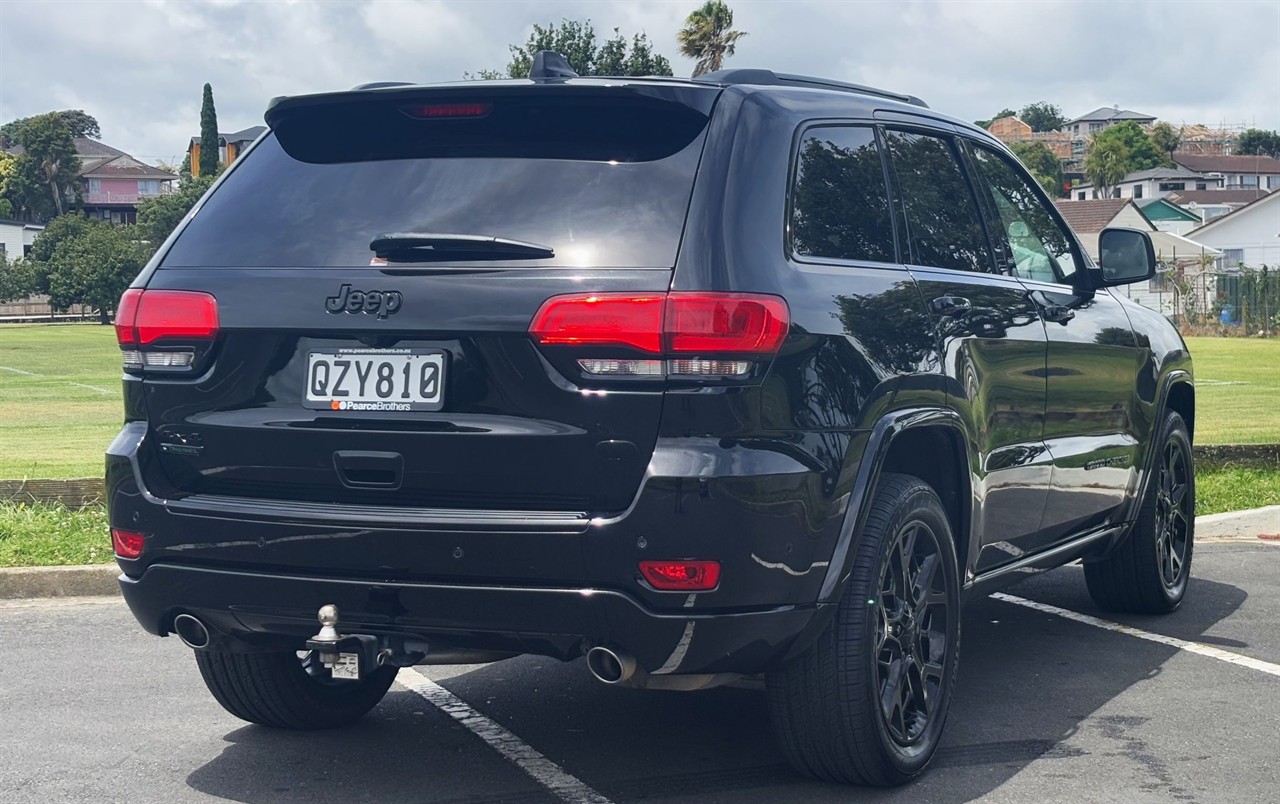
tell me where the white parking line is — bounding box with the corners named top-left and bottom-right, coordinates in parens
top-left (399, 669), bottom-right (614, 804)
top-left (0, 365), bottom-right (38, 375)
top-left (992, 593), bottom-right (1280, 678)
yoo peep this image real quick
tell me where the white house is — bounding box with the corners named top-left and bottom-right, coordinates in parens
top-left (1060, 106), bottom-right (1156, 139)
top-left (1055, 199), bottom-right (1221, 316)
top-left (0, 218), bottom-right (43, 262)
top-left (1187, 191), bottom-right (1280, 270)
top-left (1069, 165), bottom-right (1219, 202)
top-left (1174, 154), bottom-right (1280, 192)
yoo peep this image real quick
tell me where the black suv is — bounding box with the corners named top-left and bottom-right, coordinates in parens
top-left (109, 57), bottom-right (1195, 786)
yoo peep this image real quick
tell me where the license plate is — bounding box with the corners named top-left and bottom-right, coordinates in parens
top-left (305, 349), bottom-right (445, 412)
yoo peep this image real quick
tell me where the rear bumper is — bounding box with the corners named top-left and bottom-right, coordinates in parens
top-left (108, 422), bottom-right (848, 675)
top-left (119, 563), bottom-right (824, 675)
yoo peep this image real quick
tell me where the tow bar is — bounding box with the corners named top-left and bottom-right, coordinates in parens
top-left (304, 604), bottom-right (379, 681)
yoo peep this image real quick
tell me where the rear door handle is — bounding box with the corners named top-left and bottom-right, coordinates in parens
top-left (930, 296), bottom-right (972, 315)
top-left (333, 450), bottom-right (403, 490)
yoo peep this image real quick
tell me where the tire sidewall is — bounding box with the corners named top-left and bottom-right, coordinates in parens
top-left (1152, 413), bottom-right (1194, 606)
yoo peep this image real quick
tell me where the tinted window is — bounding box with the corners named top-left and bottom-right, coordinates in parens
top-left (883, 130), bottom-right (993, 273)
top-left (969, 145), bottom-right (1081, 284)
top-left (163, 132), bottom-right (706, 270)
top-left (791, 127), bottom-right (895, 263)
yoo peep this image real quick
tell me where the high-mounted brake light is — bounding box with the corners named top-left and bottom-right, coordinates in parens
top-left (529, 292), bottom-right (789, 378)
top-left (639, 560), bottom-right (721, 591)
top-left (401, 102), bottom-right (494, 119)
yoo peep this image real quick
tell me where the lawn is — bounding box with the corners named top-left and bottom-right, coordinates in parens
top-left (0, 324), bottom-right (122, 479)
top-left (1183, 337), bottom-right (1280, 445)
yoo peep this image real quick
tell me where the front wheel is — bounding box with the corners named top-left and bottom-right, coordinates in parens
top-left (195, 648), bottom-right (398, 729)
top-left (1085, 411), bottom-right (1194, 614)
top-left (766, 473), bottom-right (961, 786)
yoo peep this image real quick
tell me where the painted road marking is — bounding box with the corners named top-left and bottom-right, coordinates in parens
top-left (992, 593), bottom-right (1280, 678)
top-left (400, 669), bottom-right (613, 804)
top-left (0, 366), bottom-right (38, 375)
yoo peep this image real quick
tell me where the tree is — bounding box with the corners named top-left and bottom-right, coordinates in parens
top-left (0, 151), bottom-right (15, 218)
top-left (677, 1), bottom-right (747, 77)
top-left (2, 112), bottom-right (81, 221)
top-left (136, 174), bottom-right (216, 248)
top-left (199, 83), bottom-right (220, 178)
top-left (1084, 138), bottom-right (1129, 197)
top-left (1149, 122), bottom-right (1181, 161)
top-left (1019, 102), bottom-right (1066, 133)
top-left (31, 217), bottom-right (146, 323)
top-left (1010, 140), bottom-right (1064, 197)
top-left (494, 20), bottom-right (673, 78)
top-left (1090, 120), bottom-right (1166, 171)
top-left (0, 110), bottom-right (100, 148)
top-left (1236, 129), bottom-right (1280, 158)
top-left (0, 254), bottom-right (37, 303)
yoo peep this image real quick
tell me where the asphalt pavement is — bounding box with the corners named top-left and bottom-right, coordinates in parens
top-left (2, 539), bottom-right (1277, 804)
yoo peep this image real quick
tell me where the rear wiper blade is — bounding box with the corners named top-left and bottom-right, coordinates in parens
top-left (370, 232), bottom-right (554, 262)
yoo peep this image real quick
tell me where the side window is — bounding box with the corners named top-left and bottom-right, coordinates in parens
top-left (791, 126), bottom-right (896, 263)
top-left (969, 145), bottom-right (1082, 285)
top-left (882, 129), bottom-right (993, 273)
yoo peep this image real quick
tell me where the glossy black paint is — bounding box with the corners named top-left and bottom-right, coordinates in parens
top-left (111, 77), bottom-right (1193, 676)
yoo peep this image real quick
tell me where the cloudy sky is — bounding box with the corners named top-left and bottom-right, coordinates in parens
top-left (2, 0), bottom-right (1277, 165)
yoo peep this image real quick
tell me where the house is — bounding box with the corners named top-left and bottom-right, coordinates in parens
top-left (988, 116), bottom-right (1032, 141)
top-left (1187, 190), bottom-right (1280, 271)
top-left (76, 138), bottom-right (178, 225)
top-left (188, 126), bottom-right (266, 177)
top-left (1135, 197), bottom-right (1203, 236)
top-left (1069, 165), bottom-right (1219, 202)
top-left (1061, 106), bottom-right (1156, 139)
top-left (1054, 198), bottom-right (1221, 316)
top-left (1172, 154), bottom-right (1280, 191)
top-left (1165, 189), bottom-right (1273, 223)
top-left (0, 218), bottom-right (44, 261)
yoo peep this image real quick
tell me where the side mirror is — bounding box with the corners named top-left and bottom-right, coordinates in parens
top-left (1098, 228), bottom-right (1157, 286)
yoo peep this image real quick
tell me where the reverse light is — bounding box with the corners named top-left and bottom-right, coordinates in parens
top-left (111, 528), bottom-right (146, 559)
top-left (639, 560), bottom-right (721, 591)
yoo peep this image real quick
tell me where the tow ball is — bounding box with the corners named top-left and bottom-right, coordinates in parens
top-left (304, 604), bottom-right (379, 681)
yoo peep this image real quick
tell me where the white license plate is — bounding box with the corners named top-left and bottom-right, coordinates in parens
top-left (305, 349), bottom-right (445, 412)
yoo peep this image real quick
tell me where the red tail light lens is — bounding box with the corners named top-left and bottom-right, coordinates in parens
top-left (111, 528), bottom-right (146, 559)
top-left (115, 289), bottom-right (219, 371)
top-left (529, 294), bottom-right (665, 352)
top-left (529, 292), bottom-right (789, 363)
top-left (115, 288), bottom-right (145, 346)
top-left (401, 102), bottom-right (493, 119)
top-left (639, 560), bottom-right (721, 591)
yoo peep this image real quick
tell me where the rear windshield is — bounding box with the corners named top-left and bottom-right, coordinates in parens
top-left (163, 102), bottom-right (709, 270)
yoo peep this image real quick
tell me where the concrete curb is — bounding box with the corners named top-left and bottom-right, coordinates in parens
top-left (1, 507), bottom-right (1277, 600)
top-left (0, 564), bottom-right (119, 600)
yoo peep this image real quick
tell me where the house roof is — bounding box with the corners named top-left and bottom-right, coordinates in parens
top-left (1073, 164), bottom-right (1207, 190)
top-left (188, 126), bottom-right (267, 146)
top-left (1173, 154), bottom-right (1280, 175)
top-left (0, 218), bottom-right (46, 230)
top-left (1136, 197), bottom-right (1203, 222)
top-left (1065, 106), bottom-right (1156, 126)
top-left (1189, 190), bottom-right (1280, 237)
top-left (1166, 189), bottom-right (1272, 207)
top-left (79, 154), bottom-right (177, 180)
top-left (73, 138), bottom-right (128, 159)
top-left (1054, 199), bottom-right (1137, 233)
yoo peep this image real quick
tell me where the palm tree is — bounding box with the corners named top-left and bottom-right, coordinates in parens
top-left (1083, 139), bottom-right (1130, 199)
top-left (677, 1), bottom-right (746, 77)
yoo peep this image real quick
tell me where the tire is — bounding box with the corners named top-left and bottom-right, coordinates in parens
top-left (766, 473), bottom-right (961, 786)
top-left (1085, 411), bottom-right (1194, 614)
top-left (195, 648), bottom-right (398, 729)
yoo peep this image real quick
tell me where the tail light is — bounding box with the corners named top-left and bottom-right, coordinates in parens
top-left (639, 560), bottom-right (721, 591)
top-left (111, 528), bottom-right (146, 559)
top-left (115, 289), bottom-right (219, 372)
top-left (529, 292), bottom-right (789, 379)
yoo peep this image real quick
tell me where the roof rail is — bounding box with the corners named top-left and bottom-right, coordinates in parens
top-left (350, 81), bottom-right (415, 91)
top-left (693, 69), bottom-right (928, 108)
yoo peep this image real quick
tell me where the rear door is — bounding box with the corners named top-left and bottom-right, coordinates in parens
top-left (136, 84), bottom-right (719, 515)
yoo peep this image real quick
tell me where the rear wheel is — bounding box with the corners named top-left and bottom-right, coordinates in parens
top-left (195, 648), bottom-right (398, 729)
top-left (1085, 411), bottom-right (1194, 614)
top-left (767, 473), bottom-right (960, 786)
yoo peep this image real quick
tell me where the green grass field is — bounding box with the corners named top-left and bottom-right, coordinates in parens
top-left (0, 326), bottom-right (1276, 479)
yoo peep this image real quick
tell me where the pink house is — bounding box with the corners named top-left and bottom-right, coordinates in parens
top-left (77, 139), bottom-right (178, 224)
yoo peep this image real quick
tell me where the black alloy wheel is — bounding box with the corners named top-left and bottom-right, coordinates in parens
top-left (1153, 439), bottom-right (1192, 590)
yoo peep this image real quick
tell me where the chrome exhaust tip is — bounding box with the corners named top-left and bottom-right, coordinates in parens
top-left (586, 646), bottom-right (637, 685)
top-left (173, 613), bottom-right (211, 650)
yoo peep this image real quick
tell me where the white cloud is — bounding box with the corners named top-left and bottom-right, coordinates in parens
top-left (1, 0), bottom-right (1276, 162)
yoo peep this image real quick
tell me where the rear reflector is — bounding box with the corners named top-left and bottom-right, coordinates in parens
top-left (111, 528), bottom-right (145, 559)
top-left (530, 293), bottom-right (789, 358)
top-left (639, 560), bottom-right (721, 591)
top-left (116, 289), bottom-right (218, 346)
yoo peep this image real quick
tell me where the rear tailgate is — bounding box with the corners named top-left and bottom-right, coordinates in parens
top-left (133, 82), bottom-right (719, 530)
